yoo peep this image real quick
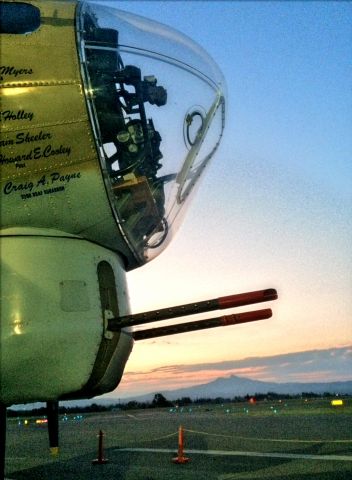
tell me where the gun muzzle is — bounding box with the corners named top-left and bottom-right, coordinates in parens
top-left (108, 288), bottom-right (277, 331)
top-left (133, 308), bottom-right (272, 341)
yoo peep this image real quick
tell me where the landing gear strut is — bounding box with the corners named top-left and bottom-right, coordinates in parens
top-left (0, 403), bottom-right (6, 480)
top-left (47, 401), bottom-right (59, 456)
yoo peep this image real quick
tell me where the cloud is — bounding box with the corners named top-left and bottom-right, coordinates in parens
top-left (113, 345), bottom-right (352, 398)
top-left (126, 345), bottom-right (352, 377)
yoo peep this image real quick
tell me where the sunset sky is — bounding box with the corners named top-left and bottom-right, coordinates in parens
top-left (98, 0), bottom-right (352, 399)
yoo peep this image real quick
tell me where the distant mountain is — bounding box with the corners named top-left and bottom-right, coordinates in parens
top-left (10, 376), bottom-right (352, 410)
top-left (116, 375), bottom-right (352, 403)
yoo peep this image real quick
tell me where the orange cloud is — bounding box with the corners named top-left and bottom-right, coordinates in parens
top-left (111, 346), bottom-right (352, 399)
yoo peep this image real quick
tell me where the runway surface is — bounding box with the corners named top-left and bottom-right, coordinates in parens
top-left (5, 400), bottom-right (352, 479)
top-left (5, 447), bottom-right (352, 480)
top-left (120, 447), bottom-right (352, 462)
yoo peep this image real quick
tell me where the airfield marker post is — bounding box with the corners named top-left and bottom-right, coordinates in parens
top-left (92, 430), bottom-right (109, 465)
top-left (172, 425), bottom-right (190, 464)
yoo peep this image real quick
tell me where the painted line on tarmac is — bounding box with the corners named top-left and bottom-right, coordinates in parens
top-left (184, 428), bottom-right (352, 444)
top-left (117, 448), bottom-right (352, 462)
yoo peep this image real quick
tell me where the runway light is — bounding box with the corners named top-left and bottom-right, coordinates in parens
top-left (331, 399), bottom-right (344, 407)
top-left (35, 418), bottom-right (48, 424)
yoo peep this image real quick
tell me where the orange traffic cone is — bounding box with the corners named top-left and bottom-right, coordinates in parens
top-left (92, 430), bottom-right (109, 464)
top-left (172, 425), bottom-right (190, 464)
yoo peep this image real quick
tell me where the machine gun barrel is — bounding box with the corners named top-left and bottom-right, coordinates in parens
top-left (108, 288), bottom-right (277, 331)
top-left (133, 308), bottom-right (272, 341)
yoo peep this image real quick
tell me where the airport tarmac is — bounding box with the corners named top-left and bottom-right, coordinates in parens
top-left (6, 448), bottom-right (352, 480)
top-left (5, 401), bottom-right (352, 479)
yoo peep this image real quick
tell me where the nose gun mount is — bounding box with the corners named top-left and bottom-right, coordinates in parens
top-left (107, 288), bottom-right (278, 340)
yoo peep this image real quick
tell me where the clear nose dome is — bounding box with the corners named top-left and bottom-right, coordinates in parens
top-left (77, 1), bottom-right (226, 263)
